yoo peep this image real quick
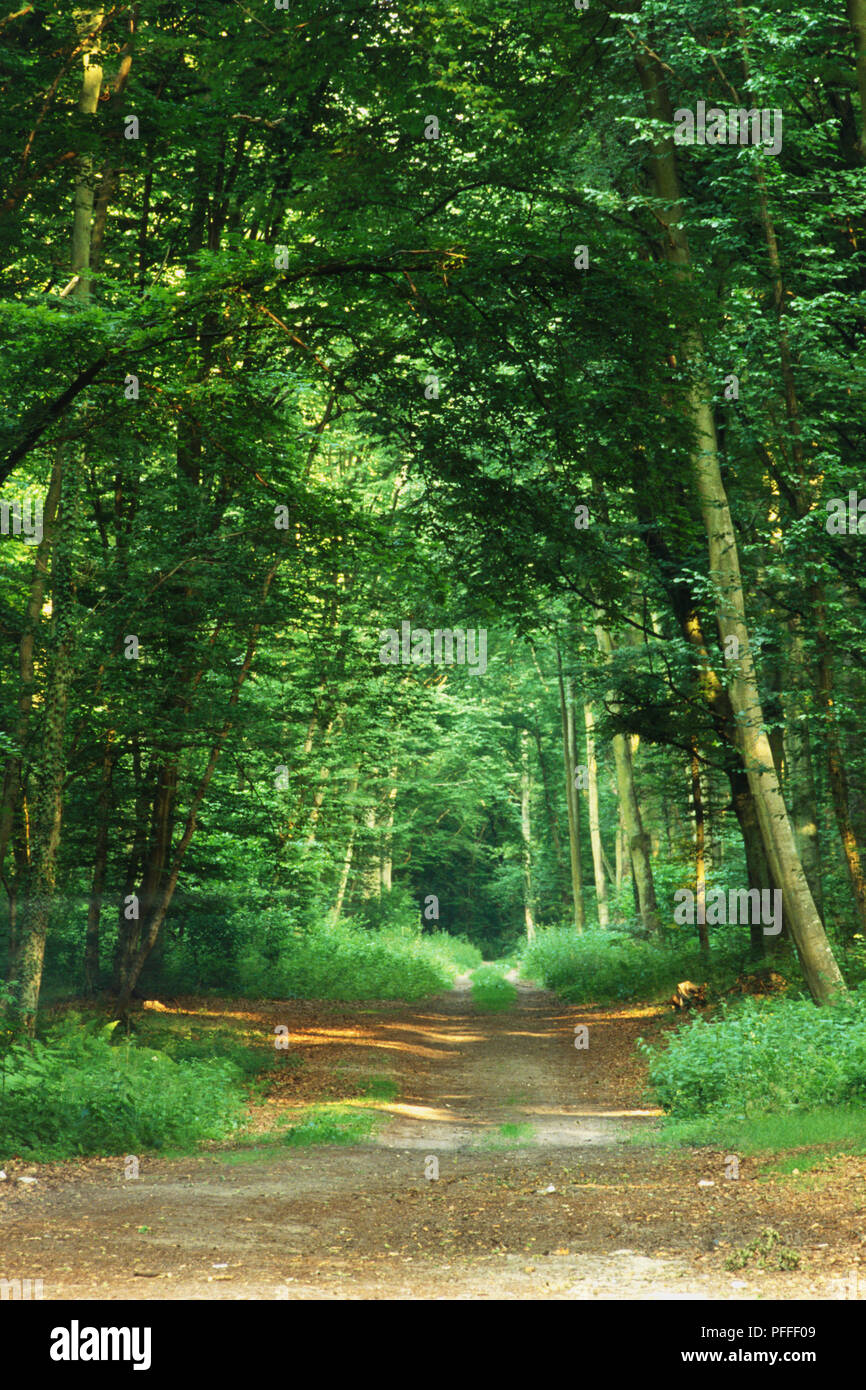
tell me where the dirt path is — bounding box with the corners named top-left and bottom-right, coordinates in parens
top-left (2, 977), bottom-right (865, 1300)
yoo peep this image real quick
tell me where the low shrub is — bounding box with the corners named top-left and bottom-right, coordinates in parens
top-left (520, 925), bottom-right (756, 1003)
top-left (0, 1015), bottom-right (247, 1161)
top-left (639, 990), bottom-right (866, 1119)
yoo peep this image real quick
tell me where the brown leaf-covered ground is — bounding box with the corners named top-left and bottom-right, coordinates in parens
top-left (2, 975), bottom-right (865, 1299)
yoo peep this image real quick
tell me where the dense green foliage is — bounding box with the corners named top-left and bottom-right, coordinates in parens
top-left (0, 1016), bottom-right (247, 1161)
top-left (520, 926), bottom-right (755, 1004)
top-left (640, 992), bottom-right (866, 1119)
top-left (231, 921), bottom-right (480, 1001)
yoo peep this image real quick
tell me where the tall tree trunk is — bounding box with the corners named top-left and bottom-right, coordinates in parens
top-left (615, 797), bottom-right (627, 903)
top-left (9, 495), bottom-right (76, 1032)
top-left (846, 668), bottom-right (866, 853)
top-left (331, 775), bottom-right (359, 925)
top-left (729, 765), bottom-right (775, 959)
top-left (71, 8), bottom-right (103, 300)
top-left (595, 624), bottom-right (660, 932)
top-left (0, 445), bottom-right (64, 877)
top-left (816, 619), bottom-right (866, 934)
top-left (4, 796), bottom-right (30, 980)
top-left (691, 741), bottom-right (709, 956)
top-left (783, 621), bottom-right (824, 919)
top-left (848, 0), bottom-right (866, 157)
top-left (584, 702), bottom-right (610, 928)
top-left (113, 742), bottom-right (152, 991)
top-left (555, 644), bottom-right (585, 931)
top-left (519, 728), bottom-right (536, 942)
top-left (633, 47), bottom-right (845, 1001)
top-left (633, 484), bottom-right (788, 948)
top-left (84, 731), bottom-right (116, 995)
top-left (533, 727), bottom-right (565, 880)
top-left (380, 765), bottom-right (399, 894)
top-left (133, 758), bottom-right (178, 983)
top-left (527, 640), bottom-right (567, 908)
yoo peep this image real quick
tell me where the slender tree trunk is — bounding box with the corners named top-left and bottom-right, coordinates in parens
top-left (816, 620), bottom-right (866, 934)
top-left (783, 622), bottom-right (824, 918)
top-left (380, 765), bottom-right (399, 894)
top-left (519, 728), bottom-right (536, 942)
top-left (555, 645), bottom-right (585, 931)
top-left (691, 741), bottom-right (709, 955)
top-left (0, 445), bottom-right (64, 877)
top-left (4, 795), bottom-right (30, 980)
top-left (533, 727), bottom-right (565, 879)
top-left (633, 48), bottom-right (845, 1001)
top-left (729, 766), bottom-right (774, 959)
top-left (584, 702), bottom-right (610, 928)
top-left (595, 624), bottom-right (660, 932)
top-left (331, 775), bottom-right (359, 925)
top-left (702, 760), bottom-right (718, 873)
top-left (527, 640), bottom-right (567, 907)
top-left (847, 0), bottom-right (866, 157)
top-left (84, 731), bottom-right (116, 995)
top-left (71, 8), bottom-right (103, 301)
top-left (113, 742), bottom-right (152, 991)
top-left (302, 748), bottom-right (335, 847)
top-left (9, 524), bottom-right (75, 1032)
top-left (846, 669), bottom-right (866, 853)
top-left (615, 799), bottom-right (626, 895)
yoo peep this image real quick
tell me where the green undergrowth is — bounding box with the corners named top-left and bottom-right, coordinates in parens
top-left (470, 963), bottom-right (517, 1012)
top-left (639, 990), bottom-right (866, 1120)
top-left (234, 923), bottom-right (482, 1001)
top-left (633, 988), bottom-right (866, 1172)
top-left (0, 988), bottom-right (407, 1163)
top-left (519, 926), bottom-right (761, 1004)
top-left (134, 1019), bottom-right (285, 1082)
top-left (0, 1014), bottom-right (249, 1163)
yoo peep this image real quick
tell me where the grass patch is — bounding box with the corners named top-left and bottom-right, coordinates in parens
top-left (135, 1019), bottom-right (289, 1082)
top-left (280, 1103), bottom-right (384, 1146)
top-left (474, 1121), bottom-right (535, 1149)
top-left (356, 1074), bottom-right (399, 1102)
top-left (332, 1066), bottom-right (399, 1102)
top-left (222, 1101), bottom-right (387, 1157)
top-left (635, 1104), bottom-right (866, 1159)
top-left (498, 1121), bottom-right (533, 1140)
top-left (470, 964), bottom-right (517, 1013)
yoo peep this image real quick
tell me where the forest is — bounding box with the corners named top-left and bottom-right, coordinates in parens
top-left (2, 0), bottom-right (866, 1310)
